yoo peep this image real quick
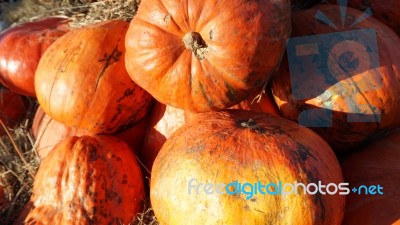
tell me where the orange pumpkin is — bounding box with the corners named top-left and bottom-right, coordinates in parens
top-left (140, 101), bottom-right (186, 173)
top-left (35, 20), bottom-right (152, 134)
top-left (32, 107), bottom-right (149, 159)
top-left (25, 135), bottom-right (144, 225)
top-left (341, 131), bottom-right (400, 225)
top-left (151, 110), bottom-right (345, 225)
top-left (125, 0), bottom-right (291, 112)
top-left (272, 5), bottom-right (400, 150)
top-left (0, 88), bottom-right (27, 134)
top-left (0, 17), bottom-right (70, 96)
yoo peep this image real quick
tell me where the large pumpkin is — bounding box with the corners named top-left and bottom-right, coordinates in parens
top-left (272, 5), bottom-right (400, 151)
top-left (140, 101), bottom-right (186, 173)
top-left (0, 17), bottom-right (70, 96)
top-left (151, 110), bottom-right (345, 225)
top-left (328, 0), bottom-right (400, 35)
top-left (35, 20), bottom-right (152, 134)
top-left (341, 131), bottom-right (400, 225)
top-left (125, 0), bottom-right (291, 112)
top-left (0, 88), bottom-right (27, 134)
top-left (32, 107), bottom-right (149, 159)
top-left (25, 135), bottom-right (144, 225)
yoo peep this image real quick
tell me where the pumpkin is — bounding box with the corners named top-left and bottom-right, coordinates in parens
top-left (125, 0), bottom-right (291, 112)
top-left (35, 20), bottom-right (153, 134)
top-left (140, 101), bottom-right (186, 173)
top-left (151, 110), bottom-right (345, 225)
top-left (25, 135), bottom-right (144, 225)
top-left (341, 131), bottom-right (400, 225)
top-left (272, 5), bottom-right (400, 151)
top-left (32, 106), bottom-right (149, 159)
top-left (0, 88), bottom-right (27, 134)
top-left (327, 0), bottom-right (400, 35)
top-left (0, 17), bottom-right (70, 96)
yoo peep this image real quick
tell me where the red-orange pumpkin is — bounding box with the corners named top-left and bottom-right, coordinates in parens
top-left (151, 110), bottom-right (345, 225)
top-left (32, 107), bottom-right (149, 159)
top-left (25, 135), bottom-right (144, 225)
top-left (35, 20), bottom-right (153, 134)
top-left (341, 131), bottom-right (400, 225)
top-left (140, 101), bottom-right (186, 173)
top-left (0, 88), bottom-right (27, 134)
top-left (125, 0), bottom-right (291, 112)
top-left (272, 5), bottom-right (400, 151)
top-left (0, 17), bottom-right (70, 96)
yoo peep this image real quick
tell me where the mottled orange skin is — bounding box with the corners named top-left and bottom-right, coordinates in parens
top-left (328, 0), bottom-right (400, 35)
top-left (341, 131), bottom-right (400, 225)
top-left (125, 0), bottom-right (291, 112)
top-left (151, 110), bottom-right (345, 225)
top-left (35, 20), bottom-right (152, 134)
top-left (0, 88), bottom-right (27, 134)
top-left (25, 135), bottom-right (145, 225)
top-left (140, 101), bottom-right (186, 173)
top-left (0, 17), bottom-right (70, 96)
top-left (272, 5), bottom-right (400, 151)
top-left (32, 107), bottom-right (149, 159)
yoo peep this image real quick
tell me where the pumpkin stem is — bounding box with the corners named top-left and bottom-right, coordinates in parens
top-left (183, 32), bottom-right (209, 60)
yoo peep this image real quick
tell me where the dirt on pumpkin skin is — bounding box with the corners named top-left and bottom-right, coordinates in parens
top-left (0, 1), bottom-right (158, 224)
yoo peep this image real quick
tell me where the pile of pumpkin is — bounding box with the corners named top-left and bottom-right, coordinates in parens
top-left (0, 0), bottom-right (399, 224)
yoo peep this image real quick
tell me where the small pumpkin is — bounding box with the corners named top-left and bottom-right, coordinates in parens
top-left (125, 0), bottom-right (291, 112)
top-left (140, 101), bottom-right (186, 173)
top-left (0, 17), bottom-right (70, 96)
top-left (0, 88), bottom-right (27, 134)
top-left (35, 20), bottom-right (153, 134)
top-left (151, 110), bottom-right (345, 225)
top-left (341, 131), bottom-right (400, 225)
top-left (25, 135), bottom-right (145, 225)
top-left (272, 5), bottom-right (400, 150)
top-left (32, 107), bottom-right (149, 159)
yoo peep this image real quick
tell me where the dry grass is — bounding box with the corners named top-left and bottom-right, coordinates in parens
top-left (0, 97), bottom-right (38, 225)
top-left (0, 1), bottom-right (158, 224)
top-left (0, 0), bottom-right (140, 28)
